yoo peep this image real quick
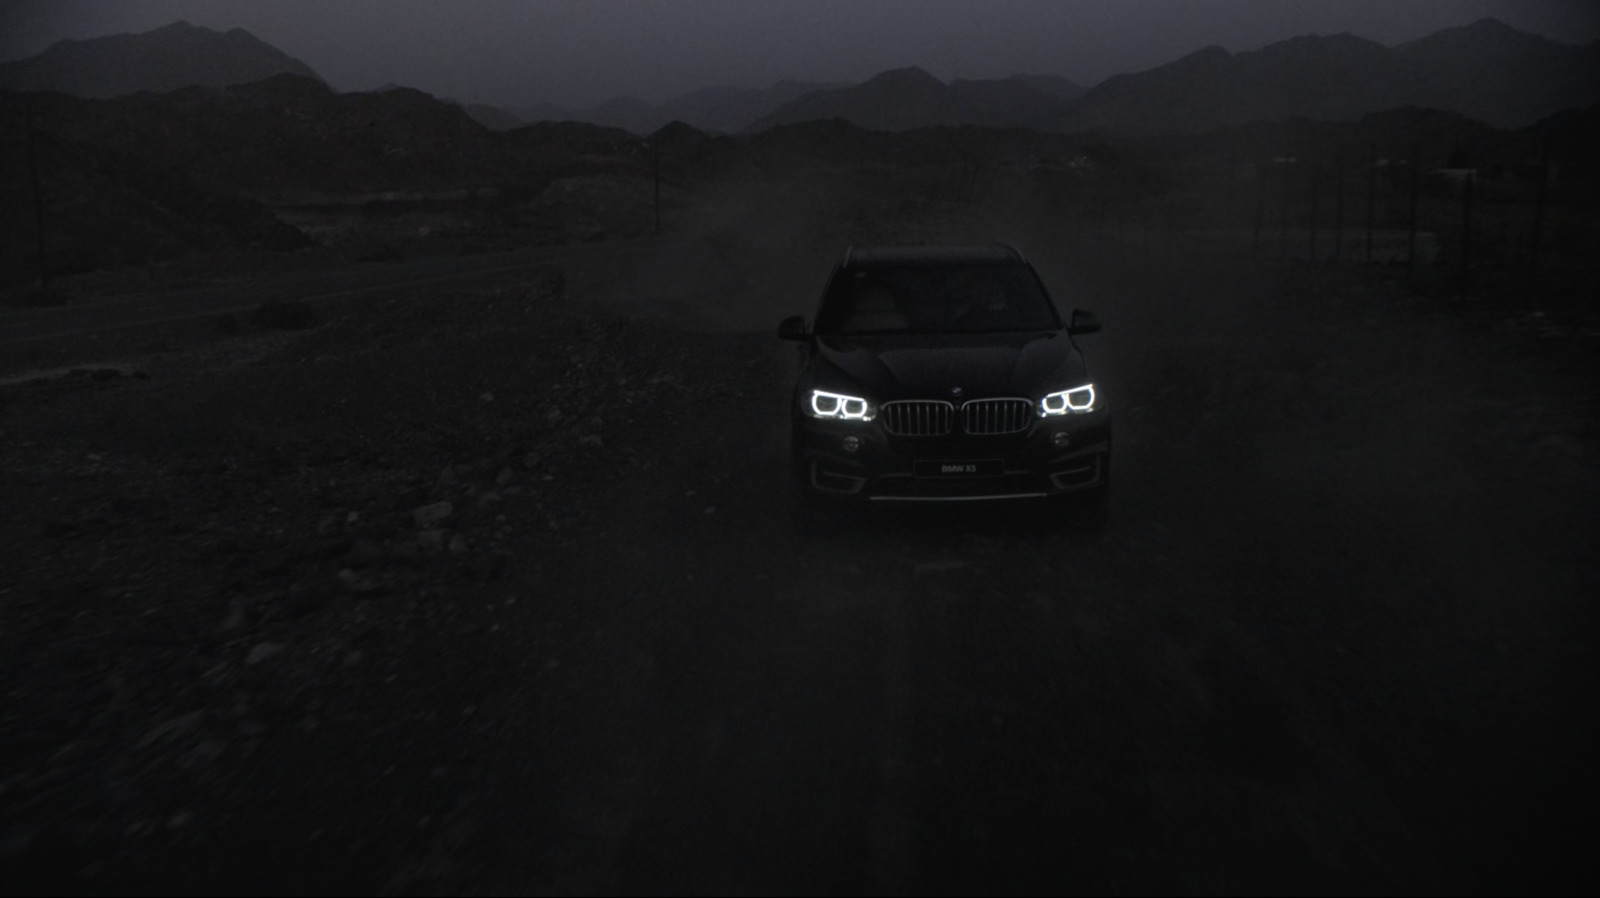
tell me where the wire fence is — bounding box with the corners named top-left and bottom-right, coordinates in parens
top-left (1012, 136), bottom-right (1597, 309)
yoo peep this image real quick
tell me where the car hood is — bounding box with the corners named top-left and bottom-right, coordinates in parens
top-left (812, 331), bottom-right (1088, 401)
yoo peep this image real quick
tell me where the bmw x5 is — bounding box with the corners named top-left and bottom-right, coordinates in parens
top-left (779, 244), bottom-right (1110, 517)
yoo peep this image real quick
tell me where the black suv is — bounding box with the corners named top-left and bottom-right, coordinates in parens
top-left (779, 244), bottom-right (1110, 514)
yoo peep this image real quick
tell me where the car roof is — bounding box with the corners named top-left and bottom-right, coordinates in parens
top-left (841, 244), bottom-right (1025, 268)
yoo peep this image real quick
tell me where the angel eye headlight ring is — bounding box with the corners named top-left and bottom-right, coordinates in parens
top-left (809, 390), bottom-right (875, 421)
top-left (1039, 384), bottom-right (1096, 416)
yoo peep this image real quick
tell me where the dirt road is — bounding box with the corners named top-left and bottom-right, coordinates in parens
top-left (2, 198), bottom-right (1595, 894)
top-left (458, 222), bottom-right (1597, 894)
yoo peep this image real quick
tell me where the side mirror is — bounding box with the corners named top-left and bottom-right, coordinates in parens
top-left (1068, 309), bottom-right (1101, 335)
top-left (777, 315), bottom-right (810, 341)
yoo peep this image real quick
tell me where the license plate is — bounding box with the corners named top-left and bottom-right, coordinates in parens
top-left (915, 459), bottom-right (1002, 478)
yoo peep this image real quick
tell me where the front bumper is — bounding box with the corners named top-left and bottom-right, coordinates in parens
top-left (793, 411), bottom-right (1111, 502)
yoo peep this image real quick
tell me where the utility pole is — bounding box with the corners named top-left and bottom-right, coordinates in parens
top-left (25, 100), bottom-right (49, 292)
top-left (653, 136), bottom-right (661, 236)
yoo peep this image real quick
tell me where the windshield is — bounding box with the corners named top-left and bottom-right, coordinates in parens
top-left (814, 263), bottom-right (1061, 335)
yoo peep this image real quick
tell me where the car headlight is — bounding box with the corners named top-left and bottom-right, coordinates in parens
top-left (1039, 383), bottom-right (1096, 416)
top-left (808, 389), bottom-right (876, 421)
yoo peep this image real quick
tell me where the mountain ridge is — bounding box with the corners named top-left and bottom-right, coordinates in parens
top-left (3, 16), bottom-right (1593, 138)
top-left (0, 20), bottom-right (323, 98)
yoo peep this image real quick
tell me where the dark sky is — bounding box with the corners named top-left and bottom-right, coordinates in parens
top-left (2, 0), bottom-right (1597, 108)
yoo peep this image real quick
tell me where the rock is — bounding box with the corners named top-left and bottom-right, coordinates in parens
top-left (252, 300), bottom-right (317, 330)
top-left (448, 534), bottom-right (470, 556)
top-left (914, 560), bottom-right (968, 575)
top-left (219, 602), bottom-right (248, 633)
top-left (246, 643), bottom-right (285, 666)
top-left (136, 711), bottom-right (203, 749)
top-left (1, 825), bottom-right (35, 858)
top-left (417, 529), bottom-right (449, 553)
top-left (578, 434), bottom-right (603, 448)
top-left (346, 538), bottom-right (385, 568)
top-left (412, 501), bottom-right (454, 529)
top-left (466, 554), bottom-right (504, 582)
top-left (480, 392), bottom-right (495, 402)
top-left (495, 467), bottom-right (515, 486)
top-left (310, 537), bottom-right (352, 563)
top-left (337, 568), bottom-right (381, 594)
top-left (475, 491), bottom-right (502, 510)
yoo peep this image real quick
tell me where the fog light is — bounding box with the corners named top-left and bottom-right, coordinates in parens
top-left (842, 436), bottom-right (861, 453)
top-left (1052, 431), bottom-right (1071, 448)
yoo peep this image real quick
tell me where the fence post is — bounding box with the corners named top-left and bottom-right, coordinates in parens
top-left (1308, 166), bottom-right (1320, 263)
top-left (25, 100), bottom-right (50, 292)
top-left (1252, 160), bottom-right (1265, 256)
top-left (1333, 146), bottom-right (1345, 263)
top-left (1529, 134), bottom-right (1550, 293)
top-left (1407, 143), bottom-right (1419, 272)
top-left (1459, 169), bottom-right (1474, 299)
top-left (1365, 145), bottom-right (1376, 264)
top-left (1279, 156), bottom-right (1291, 259)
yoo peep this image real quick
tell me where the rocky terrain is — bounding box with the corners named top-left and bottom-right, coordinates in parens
top-left (0, 269), bottom-right (724, 890)
top-left (0, 168), bottom-right (1595, 892)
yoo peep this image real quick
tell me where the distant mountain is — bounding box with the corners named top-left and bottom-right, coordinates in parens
top-left (1006, 73), bottom-right (1085, 101)
top-left (745, 67), bottom-right (1077, 133)
top-left (656, 80), bottom-right (847, 133)
top-left (1396, 17), bottom-right (1600, 127)
top-left (511, 79), bottom-right (844, 135)
top-left (748, 67), bottom-right (951, 132)
top-left (0, 75), bottom-right (671, 285)
top-left (372, 82), bottom-right (526, 132)
top-left (34, 75), bottom-right (516, 202)
top-left (949, 76), bottom-right (1078, 128)
top-left (1066, 18), bottom-right (1598, 135)
top-left (0, 20), bottom-right (323, 97)
top-left (458, 103), bottom-right (522, 131)
top-left (738, 18), bottom-right (1594, 136)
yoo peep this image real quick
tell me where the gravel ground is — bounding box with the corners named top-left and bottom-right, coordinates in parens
top-left (1, 191), bottom-right (1596, 894)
